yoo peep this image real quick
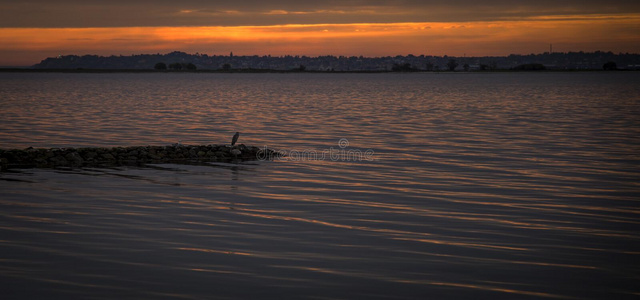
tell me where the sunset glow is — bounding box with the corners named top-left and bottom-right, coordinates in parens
top-left (1, 2), bottom-right (639, 66)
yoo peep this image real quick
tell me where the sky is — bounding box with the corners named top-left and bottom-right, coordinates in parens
top-left (1, 0), bottom-right (639, 66)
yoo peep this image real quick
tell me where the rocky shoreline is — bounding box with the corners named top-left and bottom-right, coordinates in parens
top-left (0, 144), bottom-right (276, 170)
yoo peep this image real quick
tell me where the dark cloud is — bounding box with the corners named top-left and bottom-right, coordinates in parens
top-left (1, 0), bottom-right (639, 27)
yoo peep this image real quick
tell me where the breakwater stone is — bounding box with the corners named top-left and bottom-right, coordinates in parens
top-left (0, 144), bottom-right (275, 170)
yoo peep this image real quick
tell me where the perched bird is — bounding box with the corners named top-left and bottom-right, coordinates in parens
top-left (231, 132), bottom-right (240, 146)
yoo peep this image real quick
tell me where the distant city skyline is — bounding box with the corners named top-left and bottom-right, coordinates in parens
top-left (1, 1), bottom-right (639, 66)
top-left (31, 51), bottom-right (640, 72)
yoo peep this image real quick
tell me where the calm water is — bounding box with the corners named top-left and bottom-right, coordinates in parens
top-left (1, 72), bottom-right (639, 299)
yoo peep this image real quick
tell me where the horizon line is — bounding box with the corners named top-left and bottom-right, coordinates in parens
top-left (44, 49), bottom-right (640, 59)
top-left (2, 50), bottom-right (633, 68)
top-left (0, 50), bottom-right (633, 68)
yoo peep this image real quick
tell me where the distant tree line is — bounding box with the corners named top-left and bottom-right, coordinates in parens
top-left (154, 62), bottom-right (196, 71)
top-left (603, 61), bottom-right (618, 70)
top-left (512, 63), bottom-right (546, 71)
top-left (446, 59), bottom-right (459, 71)
top-left (391, 63), bottom-right (416, 72)
top-left (32, 51), bottom-right (640, 71)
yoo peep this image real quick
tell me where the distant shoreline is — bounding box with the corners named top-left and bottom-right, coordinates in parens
top-left (0, 68), bottom-right (386, 74)
top-left (0, 68), bottom-right (633, 73)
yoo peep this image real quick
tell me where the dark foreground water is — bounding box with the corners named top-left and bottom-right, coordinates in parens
top-left (1, 72), bottom-right (639, 299)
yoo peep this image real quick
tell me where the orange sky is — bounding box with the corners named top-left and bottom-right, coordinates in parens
top-left (1, 3), bottom-right (639, 66)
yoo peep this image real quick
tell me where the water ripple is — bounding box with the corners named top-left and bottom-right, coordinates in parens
top-left (1, 72), bottom-right (639, 299)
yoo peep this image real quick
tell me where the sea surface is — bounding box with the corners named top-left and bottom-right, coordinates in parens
top-left (1, 72), bottom-right (639, 299)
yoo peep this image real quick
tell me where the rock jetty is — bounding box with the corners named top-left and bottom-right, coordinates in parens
top-left (0, 144), bottom-right (275, 170)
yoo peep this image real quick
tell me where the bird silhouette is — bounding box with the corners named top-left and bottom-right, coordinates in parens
top-left (231, 132), bottom-right (240, 146)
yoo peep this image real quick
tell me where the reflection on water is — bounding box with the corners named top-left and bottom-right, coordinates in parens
top-left (1, 72), bottom-right (639, 299)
